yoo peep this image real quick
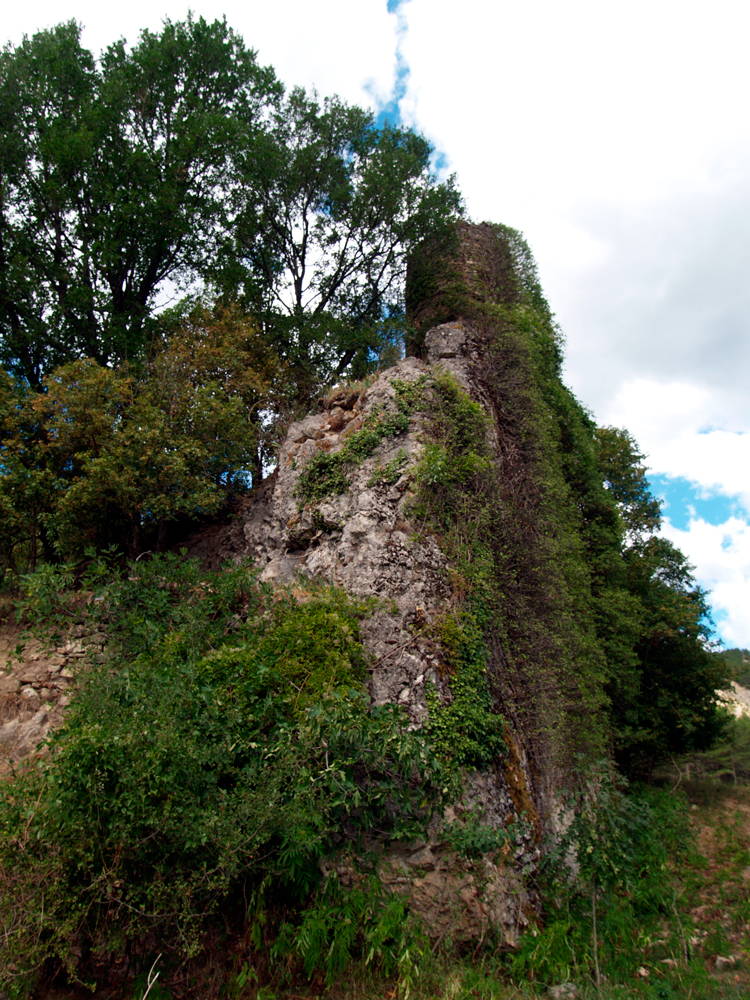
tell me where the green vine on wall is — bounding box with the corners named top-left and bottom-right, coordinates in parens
top-left (423, 610), bottom-right (505, 768)
top-left (408, 371), bottom-right (508, 769)
top-left (294, 376), bottom-right (428, 505)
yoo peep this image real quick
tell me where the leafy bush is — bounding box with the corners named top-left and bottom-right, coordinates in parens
top-left (0, 555), bottom-right (445, 994)
top-left (512, 762), bottom-right (691, 987)
top-left (271, 874), bottom-right (424, 987)
top-left (0, 304), bottom-right (288, 568)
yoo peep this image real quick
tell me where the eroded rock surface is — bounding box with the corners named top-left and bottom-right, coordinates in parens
top-left (189, 327), bottom-right (501, 721)
top-left (185, 320), bottom-right (542, 945)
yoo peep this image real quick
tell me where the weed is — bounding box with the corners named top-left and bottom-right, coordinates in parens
top-left (391, 375), bottom-right (429, 415)
top-left (368, 447), bottom-right (409, 487)
top-left (294, 411), bottom-right (410, 505)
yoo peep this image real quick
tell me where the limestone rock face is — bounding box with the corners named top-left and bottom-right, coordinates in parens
top-left (247, 356), bottom-right (452, 717)
top-left (190, 323), bottom-right (499, 720)
top-left (185, 316), bottom-right (541, 946)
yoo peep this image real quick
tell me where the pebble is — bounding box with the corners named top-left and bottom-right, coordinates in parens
top-left (715, 955), bottom-right (736, 971)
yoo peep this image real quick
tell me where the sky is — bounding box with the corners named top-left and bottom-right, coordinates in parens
top-left (4, 0), bottom-right (750, 646)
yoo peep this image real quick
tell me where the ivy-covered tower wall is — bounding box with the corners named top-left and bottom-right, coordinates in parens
top-left (405, 222), bottom-right (612, 787)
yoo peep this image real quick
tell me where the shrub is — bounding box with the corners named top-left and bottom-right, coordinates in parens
top-left (0, 555), bottom-right (445, 994)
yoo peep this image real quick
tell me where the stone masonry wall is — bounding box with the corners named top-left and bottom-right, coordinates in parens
top-left (0, 607), bottom-right (86, 768)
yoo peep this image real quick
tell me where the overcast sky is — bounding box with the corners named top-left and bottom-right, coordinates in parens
top-left (5, 0), bottom-right (750, 646)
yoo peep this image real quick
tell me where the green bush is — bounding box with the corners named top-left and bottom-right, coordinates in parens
top-left (0, 555), bottom-right (445, 994)
top-left (271, 874), bottom-right (424, 987)
top-left (511, 763), bottom-right (691, 987)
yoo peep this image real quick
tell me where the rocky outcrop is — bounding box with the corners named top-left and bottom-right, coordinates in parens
top-left (188, 318), bottom-right (506, 718)
top-left (186, 309), bottom-right (544, 945)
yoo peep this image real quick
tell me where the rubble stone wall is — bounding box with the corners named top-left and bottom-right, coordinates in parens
top-left (0, 224), bottom-right (549, 945)
top-left (0, 611), bottom-right (86, 766)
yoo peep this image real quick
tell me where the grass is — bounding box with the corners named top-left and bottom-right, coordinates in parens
top-left (14, 770), bottom-right (750, 1000)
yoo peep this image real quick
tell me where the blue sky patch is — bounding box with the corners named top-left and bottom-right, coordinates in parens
top-left (712, 606), bottom-right (731, 644)
top-left (650, 473), bottom-right (744, 531)
top-left (374, 0), bottom-right (409, 129)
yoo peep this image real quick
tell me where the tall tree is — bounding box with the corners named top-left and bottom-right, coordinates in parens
top-left (0, 21), bottom-right (461, 393)
top-left (590, 426), bottom-right (728, 775)
top-left (0, 17), bottom-right (281, 385)
top-left (220, 88), bottom-right (462, 397)
top-left (596, 426), bottom-right (662, 540)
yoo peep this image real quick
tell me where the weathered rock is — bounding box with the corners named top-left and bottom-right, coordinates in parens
top-left (715, 955), bottom-right (737, 971)
top-left (548, 984), bottom-right (579, 999)
top-left (178, 322), bottom-right (544, 944)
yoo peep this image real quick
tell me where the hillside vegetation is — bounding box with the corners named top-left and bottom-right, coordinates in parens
top-left (0, 17), bottom-right (737, 1000)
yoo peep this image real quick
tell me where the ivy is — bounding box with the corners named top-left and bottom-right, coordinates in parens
top-left (391, 374), bottom-right (429, 414)
top-left (294, 402), bottom-right (411, 505)
top-left (423, 611), bottom-right (506, 769)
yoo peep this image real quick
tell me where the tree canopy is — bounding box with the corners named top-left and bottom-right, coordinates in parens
top-left (0, 16), bottom-right (460, 390)
top-left (589, 428), bottom-right (726, 775)
top-left (223, 87), bottom-right (461, 393)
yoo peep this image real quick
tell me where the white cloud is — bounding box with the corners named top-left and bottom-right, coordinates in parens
top-left (602, 378), bottom-right (750, 511)
top-left (603, 377), bottom-right (750, 644)
top-left (397, 0), bottom-right (750, 220)
top-left (662, 516), bottom-right (750, 648)
top-left (557, 169), bottom-right (750, 432)
top-left (2, 1), bottom-right (400, 110)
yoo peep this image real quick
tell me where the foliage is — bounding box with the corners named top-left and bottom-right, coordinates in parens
top-left (380, 370), bottom-right (508, 770)
top-left (0, 19), bottom-right (460, 394)
top-left (613, 536), bottom-right (727, 776)
top-left (670, 712), bottom-right (750, 785)
top-left (512, 763), bottom-right (692, 988)
top-left (368, 446), bottom-right (408, 486)
top-left (222, 87), bottom-right (461, 397)
top-left (0, 303), bottom-right (286, 566)
top-left (404, 223), bottom-right (728, 780)
top-left (449, 228), bottom-right (725, 774)
top-left (714, 646), bottom-right (750, 686)
top-left (412, 352), bottom-right (608, 770)
top-left (270, 874), bottom-right (424, 989)
top-left (423, 611), bottom-right (506, 769)
top-left (443, 809), bottom-right (513, 861)
top-left (700, 714), bottom-right (750, 783)
top-left (0, 17), bottom-right (280, 383)
top-left (596, 427), bottom-right (662, 540)
top-left (0, 555), bottom-right (445, 993)
top-left (294, 410), bottom-right (409, 505)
